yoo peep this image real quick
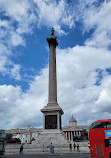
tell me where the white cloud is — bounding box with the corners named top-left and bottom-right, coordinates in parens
top-left (0, 20), bottom-right (9, 28)
top-left (0, 85), bottom-right (22, 129)
top-left (0, 0), bottom-right (38, 80)
top-left (56, 45), bottom-right (111, 125)
top-left (0, 68), bottom-right (48, 129)
top-left (78, 0), bottom-right (111, 48)
top-left (34, 0), bottom-right (74, 34)
top-left (0, 0), bottom-right (75, 80)
top-left (10, 64), bottom-right (21, 80)
top-left (83, 0), bottom-right (111, 32)
top-left (85, 30), bottom-right (111, 48)
top-left (95, 76), bottom-right (111, 108)
top-left (10, 32), bottom-right (25, 46)
top-left (0, 43), bottom-right (21, 79)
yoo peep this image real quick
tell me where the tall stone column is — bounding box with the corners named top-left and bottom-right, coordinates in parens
top-left (26, 28), bottom-right (70, 152)
top-left (47, 28), bottom-right (58, 104)
top-left (41, 28), bottom-right (63, 130)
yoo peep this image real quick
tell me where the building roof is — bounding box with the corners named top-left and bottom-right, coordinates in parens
top-left (69, 115), bottom-right (77, 123)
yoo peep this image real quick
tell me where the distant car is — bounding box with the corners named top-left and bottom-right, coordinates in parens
top-left (6, 138), bottom-right (21, 144)
top-left (15, 138), bottom-right (21, 144)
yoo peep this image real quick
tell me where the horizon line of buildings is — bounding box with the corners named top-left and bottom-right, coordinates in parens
top-left (4, 115), bottom-right (89, 144)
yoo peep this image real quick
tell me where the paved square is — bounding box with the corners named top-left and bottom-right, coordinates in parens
top-left (4, 153), bottom-right (90, 158)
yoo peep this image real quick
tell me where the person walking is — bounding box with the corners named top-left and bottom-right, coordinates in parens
top-left (77, 144), bottom-right (80, 152)
top-left (50, 142), bottom-right (53, 153)
top-left (19, 144), bottom-right (23, 154)
top-left (52, 145), bottom-right (54, 153)
top-left (74, 143), bottom-right (76, 150)
top-left (109, 152), bottom-right (111, 158)
top-left (69, 143), bottom-right (72, 151)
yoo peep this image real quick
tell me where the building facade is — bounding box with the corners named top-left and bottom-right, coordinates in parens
top-left (63, 115), bottom-right (89, 142)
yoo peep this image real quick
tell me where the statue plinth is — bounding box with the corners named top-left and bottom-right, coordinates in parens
top-left (47, 37), bottom-right (58, 47)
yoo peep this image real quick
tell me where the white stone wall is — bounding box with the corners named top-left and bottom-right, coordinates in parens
top-left (69, 122), bottom-right (77, 127)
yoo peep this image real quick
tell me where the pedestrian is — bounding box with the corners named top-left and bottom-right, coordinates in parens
top-left (69, 143), bottom-right (72, 151)
top-left (43, 144), bottom-right (44, 152)
top-left (88, 143), bottom-right (90, 149)
top-left (19, 144), bottom-right (23, 154)
top-left (50, 142), bottom-right (53, 153)
top-left (74, 143), bottom-right (76, 150)
top-left (77, 144), bottom-right (80, 152)
top-left (109, 152), bottom-right (111, 158)
top-left (52, 145), bottom-right (54, 153)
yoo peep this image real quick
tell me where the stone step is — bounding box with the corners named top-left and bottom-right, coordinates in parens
top-left (5, 141), bottom-right (90, 154)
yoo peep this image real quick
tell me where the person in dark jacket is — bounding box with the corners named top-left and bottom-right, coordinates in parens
top-left (74, 143), bottom-right (76, 150)
top-left (50, 143), bottom-right (53, 153)
top-left (109, 152), bottom-right (111, 158)
top-left (77, 144), bottom-right (80, 152)
top-left (20, 144), bottom-right (23, 154)
top-left (69, 143), bottom-right (72, 151)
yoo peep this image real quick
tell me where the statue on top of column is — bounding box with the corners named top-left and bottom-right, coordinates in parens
top-left (50, 27), bottom-right (55, 38)
top-left (47, 27), bottom-right (58, 46)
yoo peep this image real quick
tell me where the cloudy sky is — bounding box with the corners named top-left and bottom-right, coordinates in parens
top-left (0, 0), bottom-right (111, 130)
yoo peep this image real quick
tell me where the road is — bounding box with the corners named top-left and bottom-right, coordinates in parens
top-left (3, 153), bottom-right (90, 158)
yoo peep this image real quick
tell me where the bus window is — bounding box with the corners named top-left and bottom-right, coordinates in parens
top-left (89, 122), bottom-right (101, 129)
top-left (105, 139), bottom-right (111, 148)
top-left (104, 139), bottom-right (110, 147)
top-left (90, 122), bottom-right (111, 129)
top-left (107, 124), bottom-right (111, 128)
top-left (109, 140), bottom-right (111, 147)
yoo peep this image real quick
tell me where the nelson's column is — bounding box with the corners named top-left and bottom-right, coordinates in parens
top-left (41, 28), bottom-right (64, 130)
top-left (30, 28), bottom-right (69, 152)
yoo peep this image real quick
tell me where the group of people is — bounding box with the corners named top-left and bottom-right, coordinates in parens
top-left (19, 142), bottom-right (80, 154)
top-left (19, 142), bottom-right (55, 154)
top-left (20, 143), bottom-right (54, 154)
top-left (70, 143), bottom-right (80, 152)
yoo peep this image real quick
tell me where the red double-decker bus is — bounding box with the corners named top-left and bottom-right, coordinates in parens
top-left (89, 119), bottom-right (111, 158)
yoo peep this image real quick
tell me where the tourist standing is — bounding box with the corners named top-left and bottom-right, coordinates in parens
top-left (77, 144), bottom-right (80, 152)
top-left (52, 145), bottom-right (54, 153)
top-left (50, 143), bottom-right (53, 153)
top-left (19, 144), bottom-right (23, 154)
top-left (109, 152), bottom-right (111, 158)
top-left (74, 143), bottom-right (76, 150)
top-left (69, 143), bottom-right (72, 151)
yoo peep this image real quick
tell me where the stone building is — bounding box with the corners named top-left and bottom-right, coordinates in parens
top-left (6, 126), bottom-right (42, 144)
top-left (63, 115), bottom-right (89, 142)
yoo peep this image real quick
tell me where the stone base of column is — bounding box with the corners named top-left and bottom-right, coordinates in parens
top-left (41, 103), bottom-right (64, 130)
top-left (41, 102), bottom-right (64, 114)
top-left (27, 129), bottom-right (70, 152)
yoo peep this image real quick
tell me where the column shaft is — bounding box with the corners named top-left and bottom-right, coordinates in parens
top-left (48, 44), bottom-right (57, 103)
